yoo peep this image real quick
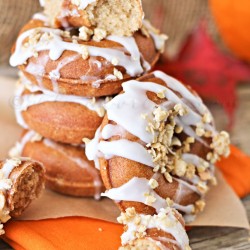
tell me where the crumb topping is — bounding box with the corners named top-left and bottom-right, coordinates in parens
top-left (148, 178), bottom-right (159, 189)
top-left (79, 26), bottom-right (93, 41)
top-left (93, 28), bottom-right (107, 42)
top-left (118, 207), bottom-right (190, 249)
top-left (114, 68), bottom-right (124, 80)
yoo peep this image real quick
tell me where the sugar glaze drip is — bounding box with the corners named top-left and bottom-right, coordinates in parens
top-left (102, 177), bottom-right (195, 215)
top-left (14, 79), bottom-right (107, 129)
top-left (10, 26), bottom-right (151, 77)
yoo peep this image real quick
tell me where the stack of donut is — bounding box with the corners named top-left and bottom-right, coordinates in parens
top-left (9, 0), bottom-right (165, 200)
top-left (9, 0), bottom-right (230, 249)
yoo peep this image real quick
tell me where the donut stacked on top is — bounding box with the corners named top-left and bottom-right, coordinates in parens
top-left (9, 0), bottom-right (166, 199)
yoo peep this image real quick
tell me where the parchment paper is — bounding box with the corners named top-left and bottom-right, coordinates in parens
top-left (0, 76), bottom-right (249, 229)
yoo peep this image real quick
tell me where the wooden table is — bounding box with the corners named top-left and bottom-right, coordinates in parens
top-left (0, 73), bottom-right (249, 249)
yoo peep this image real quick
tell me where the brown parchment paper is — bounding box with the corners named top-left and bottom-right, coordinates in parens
top-left (0, 75), bottom-right (249, 229)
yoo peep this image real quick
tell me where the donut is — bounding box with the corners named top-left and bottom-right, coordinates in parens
top-left (118, 207), bottom-right (190, 250)
top-left (85, 70), bottom-right (230, 221)
top-left (10, 18), bottom-right (166, 97)
top-left (14, 75), bottom-right (108, 144)
top-left (9, 130), bottom-right (104, 198)
top-left (0, 157), bottom-right (45, 234)
top-left (41, 0), bottom-right (144, 36)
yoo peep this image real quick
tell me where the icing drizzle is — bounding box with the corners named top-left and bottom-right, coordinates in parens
top-left (14, 77), bottom-right (107, 129)
top-left (10, 26), bottom-right (151, 77)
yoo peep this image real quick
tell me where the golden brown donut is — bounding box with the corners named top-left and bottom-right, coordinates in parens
top-left (118, 207), bottom-right (191, 250)
top-left (10, 19), bottom-right (165, 97)
top-left (14, 76), bottom-right (107, 144)
top-left (42, 0), bottom-right (144, 36)
top-left (0, 158), bottom-right (45, 234)
top-left (9, 130), bottom-right (104, 198)
top-left (86, 70), bottom-right (230, 221)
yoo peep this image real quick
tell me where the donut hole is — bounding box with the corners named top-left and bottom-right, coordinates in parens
top-left (9, 163), bottom-right (44, 218)
top-left (87, 0), bottom-right (143, 36)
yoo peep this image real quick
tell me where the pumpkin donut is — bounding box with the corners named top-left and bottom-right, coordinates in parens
top-left (41, 0), bottom-right (144, 37)
top-left (118, 207), bottom-right (190, 250)
top-left (14, 75), bottom-right (108, 144)
top-left (0, 157), bottom-right (45, 234)
top-left (9, 130), bottom-right (104, 198)
top-left (85, 71), bottom-right (230, 221)
top-left (10, 18), bottom-right (166, 97)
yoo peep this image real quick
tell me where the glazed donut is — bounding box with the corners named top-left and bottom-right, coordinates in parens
top-left (41, 0), bottom-right (144, 36)
top-left (10, 18), bottom-right (165, 97)
top-left (14, 75), bottom-right (107, 144)
top-left (118, 207), bottom-right (190, 250)
top-left (0, 157), bottom-right (45, 234)
top-left (86, 70), bottom-right (230, 221)
top-left (9, 130), bottom-right (104, 198)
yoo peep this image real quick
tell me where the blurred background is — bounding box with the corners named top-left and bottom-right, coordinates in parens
top-left (0, 0), bottom-right (250, 153)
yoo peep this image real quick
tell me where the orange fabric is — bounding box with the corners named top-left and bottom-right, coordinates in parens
top-left (2, 145), bottom-right (250, 250)
top-left (216, 145), bottom-right (250, 198)
top-left (3, 217), bottom-right (123, 250)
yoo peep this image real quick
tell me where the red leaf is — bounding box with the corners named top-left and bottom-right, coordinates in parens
top-left (156, 22), bottom-right (250, 128)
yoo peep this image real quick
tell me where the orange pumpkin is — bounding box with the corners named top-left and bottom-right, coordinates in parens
top-left (209, 0), bottom-right (250, 62)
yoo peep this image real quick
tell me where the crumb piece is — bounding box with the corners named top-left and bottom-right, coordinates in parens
top-left (174, 159), bottom-right (187, 177)
top-left (166, 197), bottom-right (174, 207)
top-left (31, 133), bottom-right (43, 142)
top-left (156, 90), bottom-right (166, 99)
top-left (194, 200), bottom-right (206, 213)
top-left (79, 26), bottom-right (93, 41)
top-left (148, 178), bottom-right (159, 189)
top-left (202, 112), bottom-right (212, 123)
top-left (82, 138), bottom-right (90, 144)
top-left (164, 172), bottom-right (173, 183)
top-left (96, 107), bottom-right (106, 117)
top-left (113, 68), bottom-right (123, 80)
top-left (144, 193), bottom-right (156, 206)
top-left (93, 28), bottom-right (107, 42)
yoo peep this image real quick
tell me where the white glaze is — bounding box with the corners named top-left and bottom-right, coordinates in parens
top-left (1, 160), bottom-right (20, 179)
top-left (101, 124), bottom-right (125, 139)
top-left (39, 0), bottom-right (45, 7)
top-left (98, 140), bottom-right (154, 166)
top-left (142, 20), bottom-right (168, 52)
top-left (102, 177), bottom-right (194, 215)
top-left (102, 177), bottom-right (165, 213)
top-left (9, 131), bottom-right (38, 158)
top-left (71, 0), bottom-right (96, 10)
top-left (85, 128), bottom-right (101, 169)
top-left (25, 54), bottom-right (50, 88)
top-left (0, 159), bottom-right (23, 191)
top-left (32, 12), bottom-right (49, 24)
top-left (14, 82), bottom-right (106, 129)
top-left (49, 54), bottom-right (80, 92)
top-left (10, 27), bottom-right (148, 77)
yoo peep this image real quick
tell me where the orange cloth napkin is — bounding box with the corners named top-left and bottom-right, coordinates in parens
top-left (2, 145), bottom-right (250, 250)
